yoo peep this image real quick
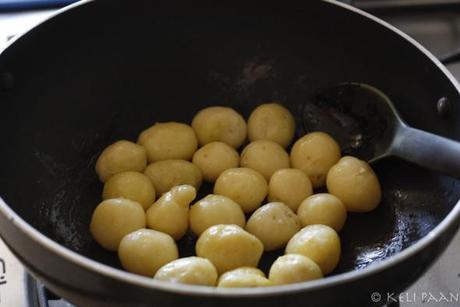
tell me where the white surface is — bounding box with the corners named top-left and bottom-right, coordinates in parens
top-left (0, 10), bottom-right (54, 50)
top-left (0, 238), bottom-right (28, 307)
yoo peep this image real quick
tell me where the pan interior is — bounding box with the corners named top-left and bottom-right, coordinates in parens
top-left (0, 1), bottom-right (459, 276)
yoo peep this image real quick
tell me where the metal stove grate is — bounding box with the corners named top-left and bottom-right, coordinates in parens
top-left (26, 275), bottom-right (74, 307)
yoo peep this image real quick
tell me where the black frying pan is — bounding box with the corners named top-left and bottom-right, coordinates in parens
top-left (0, 1), bottom-right (460, 306)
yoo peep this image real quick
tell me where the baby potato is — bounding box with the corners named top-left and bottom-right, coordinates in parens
top-left (326, 156), bottom-right (381, 212)
top-left (214, 168), bottom-right (267, 213)
top-left (138, 122), bottom-right (198, 162)
top-left (102, 171), bottom-right (156, 210)
top-left (118, 229), bottom-right (178, 277)
top-left (218, 267), bottom-right (272, 288)
top-left (144, 160), bottom-right (202, 195)
top-left (189, 194), bottom-right (246, 236)
top-left (154, 257), bottom-right (218, 286)
top-left (248, 103), bottom-right (295, 148)
top-left (192, 142), bottom-right (239, 182)
top-left (245, 202), bottom-right (301, 251)
top-left (196, 224), bottom-right (264, 274)
top-left (192, 106), bottom-right (247, 148)
top-left (268, 169), bottom-right (313, 211)
top-left (146, 185), bottom-right (196, 240)
top-left (290, 132), bottom-right (341, 188)
top-left (95, 140), bottom-right (147, 182)
top-left (222, 267), bottom-right (265, 277)
top-left (269, 254), bottom-right (323, 285)
top-left (240, 140), bottom-right (290, 180)
top-left (285, 225), bottom-right (341, 275)
top-left (297, 193), bottom-right (347, 232)
top-left (90, 198), bottom-right (146, 251)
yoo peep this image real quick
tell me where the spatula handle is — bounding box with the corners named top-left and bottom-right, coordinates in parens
top-left (391, 125), bottom-right (460, 178)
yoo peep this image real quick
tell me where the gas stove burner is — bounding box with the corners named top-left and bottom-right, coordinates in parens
top-left (27, 275), bottom-right (74, 307)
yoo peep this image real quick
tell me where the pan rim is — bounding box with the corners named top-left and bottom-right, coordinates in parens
top-left (1, 0), bottom-right (460, 299)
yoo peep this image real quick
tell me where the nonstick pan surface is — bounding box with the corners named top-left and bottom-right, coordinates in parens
top-left (0, 1), bottom-right (460, 306)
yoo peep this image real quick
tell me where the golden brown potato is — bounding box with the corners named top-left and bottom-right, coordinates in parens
top-left (118, 229), bottom-right (178, 277)
top-left (290, 132), bottom-right (341, 188)
top-left (245, 202), bottom-right (301, 251)
top-left (192, 106), bottom-right (247, 148)
top-left (154, 257), bottom-right (218, 286)
top-left (248, 103), bottom-right (295, 148)
top-left (214, 168), bottom-right (267, 213)
top-left (196, 224), bottom-right (264, 274)
top-left (218, 267), bottom-right (272, 288)
top-left (138, 122), bottom-right (198, 162)
top-left (297, 193), bottom-right (347, 232)
top-left (269, 254), bottom-right (323, 285)
top-left (95, 140), bottom-right (147, 182)
top-left (102, 171), bottom-right (156, 210)
top-left (240, 140), bottom-right (290, 180)
top-left (146, 185), bottom-right (196, 240)
top-left (189, 194), bottom-right (246, 236)
top-left (285, 225), bottom-right (341, 275)
top-left (222, 267), bottom-right (265, 277)
top-left (144, 160), bottom-right (202, 195)
top-left (268, 169), bottom-right (313, 211)
top-left (192, 142), bottom-right (239, 182)
top-left (326, 156), bottom-right (381, 212)
top-left (90, 198), bottom-right (146, 251)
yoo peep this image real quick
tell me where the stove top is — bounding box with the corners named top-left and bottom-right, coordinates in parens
top-left (0, 2), bottom-right (460, 307)
top-left (0, 238), bottom-right (73, 307)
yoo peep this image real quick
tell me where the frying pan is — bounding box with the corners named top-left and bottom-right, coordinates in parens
top-left (0, 1), bottom-right (460, 306)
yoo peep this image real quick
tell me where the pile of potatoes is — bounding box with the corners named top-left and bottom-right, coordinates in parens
top-left (90, 103), bottom-right (381, 287)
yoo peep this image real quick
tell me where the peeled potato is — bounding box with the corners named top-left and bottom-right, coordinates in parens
top-left (192, 142), bottom-right (239, 182)
top-left (95, 140), bottom-right (147, 182)
top-left (118, 229), bottom-right (178, 277)
top-left (144, 160), bottom-right (202, 195)
top-left (248, 103), bottom-right (295, 148)
top-left (290, 132), bottom-right (341, 188)
top-left (102, 171), bottom-right (156, 210)
top-left (240, 140), bottom-right (290, 180)
top-left (154, 257), bottom-right (218, 286)
top-left (285, 225), bottom-right (341, 275)
top-left (196, 224), bottom-right (264, 274)
top-left (326, 156), bottom-right (381, 212)
top-left (138, 122), bottom-right (198, 162)
top-left (218, 267), bottom-right (272, 288)
top-left (146, 185), bottom-right (196, 240)
top-left (90, 198), bottom-right (146, 251)
top-left (269, 254), bottom-right (323, 285)
top-left (192, 106), bottom-right (247, 148)
top-left (221, 267), bottom-right (265, 277)
top-left (246, 202), bottom-right (301, 251)
top-left (214, 168), bottom-right (267, 213)
top-left (297, 193), bottom-right (347, 232)
top-left (189, 194), bottom-right (245, 236)
top-left (268, 169), bottom-right (313, 211)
